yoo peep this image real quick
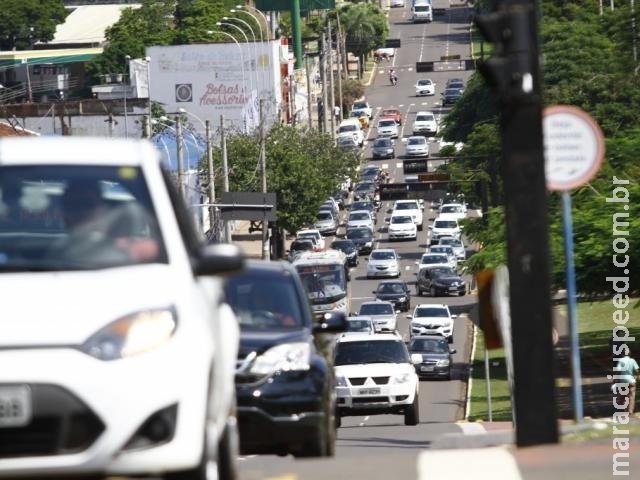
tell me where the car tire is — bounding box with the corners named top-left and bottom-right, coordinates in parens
top-left (404, 392), bottom-right (420, 426)
top-left (430, 286), bottom-right (437, 297)
top-left (295, 417), bottom-right (328, 458)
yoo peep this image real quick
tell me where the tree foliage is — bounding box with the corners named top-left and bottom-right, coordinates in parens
top-left (0, 0), bottom-right (67, 51)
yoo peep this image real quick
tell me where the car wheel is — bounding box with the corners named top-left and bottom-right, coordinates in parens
top-left (430, 286), bottom-right (437, 297)
top-left (418, 224), bottom-right (423, 231)
top-left (404, 392), bottom-right (420, 426)
top-left (294, 417), bottom-right (328, 458)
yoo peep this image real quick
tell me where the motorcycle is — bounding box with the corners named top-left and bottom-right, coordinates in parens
top-left (389, 74), bottom-right (398, 86)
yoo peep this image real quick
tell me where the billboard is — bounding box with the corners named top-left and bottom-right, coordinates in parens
top-left (147, 41), bottom-right (282, 134)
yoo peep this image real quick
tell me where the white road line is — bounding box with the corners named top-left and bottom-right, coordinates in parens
top-left (358, 415), bottom-right (370, 427)
top-left (458, 422), bottom-right (487, 435)
top-left (417, 447), bottom-right (523, 480)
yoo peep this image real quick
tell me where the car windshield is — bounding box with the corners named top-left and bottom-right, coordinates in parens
top-left (394, 202), bottom-right (416, 210)
top-left (331, 240), bottom-right (355, 253)
top-left (334, 340), bottom-right (409, 365)
top-left (378, 120), bottom-right (396, 127)
top-left (346, 319), bottom-right (373, 332)
top-left (430, 267), bottom-right (458, 277)
top-left (391, 216), bottom-right (413, 224)
top-left (408, 137), bottom-right (426, 145)
top-left (414, 307), bottom-right (449, 318)
top-left (316, 212), bottom-right (333, 221)
top-left (374, 139), bottom-right (392, 147)
top-left (353, 102), bottom-right (367, 110)
top-left (291, 240), bottom-right (313, 251)
top-left (410, 337), bottom-right (449, 354)
top-left (359, 303), bottom-right (394, 315)
top-left (349, 212), bottom-right (370, 221)
top-left (351, 201), bottom-right (373, 211)
top-left (377, 282), bottom-right (406, 294)
top-left (225, 272), bottom-right (304, 329)
top-left (417, 80), bottom-right (432, 86)
top-left (347, 228), bottom-right (372, 239)
top-left (416, 114), bottom-right (434, 122)
top-left (441, 205), bottom-right (462, 213)
top-left (0, 166), bottom-right (166, 271)
top-left (430, 247), bottom-right (451, 255)
top-left (435, 220), bottom-right (458, 228)
top-left (371, 250), bottom-right (396, 260)
top-left (421, 255), bottom-right (447, 264)
top-left (339, 125), bottom-right (357, 133)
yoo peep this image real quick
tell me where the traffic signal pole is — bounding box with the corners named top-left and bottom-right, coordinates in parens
top-left (475, 1), bottom-right (558, 446)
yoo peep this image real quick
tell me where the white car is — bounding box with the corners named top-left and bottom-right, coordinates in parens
top-left (415, 252), bottom-right (452, 272)
top-left (366, 248), bottom-right (401, 279)
top-left (351, 100), bottom-right (373, 119)
top-left (337, 119), bottom-right (365, 147)
top-left (393, 199), bottom-right (424, 231)
top-left (429, 217), bottom-right (462, 244)
top-left (388, 213), bottom-right (418, 241)
top-left (404, 136), bottom-right (430, 157)
top-left (415, 78), bottom-right (436, 96)
top-left (439, 236), bottom-right (466, 261)
top-left (427, 245), bottom-right (458, 269)
top-left (358, 300), bottom-right (398, 332)
top-left (334, 333), bottom-right (421, 426)
top-left (0, 136), bottom-right (245, 479)
top-left (409, 303), bottom-right (456, 342)
top-left (297, 228), bottom-right (326, 250)
top-left (376, 118), bottom-right (400, 138)
top-left (438, 202), bottom-right (467, 221)
top-left (412, 111), bottom-right (438, 136)
top-left (346, 209), bottom-right (375, 230)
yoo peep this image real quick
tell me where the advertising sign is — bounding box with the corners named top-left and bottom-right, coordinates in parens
top-left (147, 41), bottom-right (282, 134)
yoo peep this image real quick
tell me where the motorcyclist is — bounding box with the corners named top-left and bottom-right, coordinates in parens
top-left (389, 69), bottom-right (398, 85)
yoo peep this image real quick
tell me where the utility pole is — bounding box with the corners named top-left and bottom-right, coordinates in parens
top-left (475, 0), bottom-right (558, 446)
top-left (328, 20), bottom-right (336, 140)
top-left (205, 119), bottom-right (215, 233)
top-left (305, 54), bottom-right (313, 129)
top-left (320, 32), bottom-right (328, 133)
top-left (221, 115), bottom-right (231, 243)
top-left (124, 55), bottom-right (130, 138)
top-left (175, 116), bottom-right (186, 200)
top-left (259, 99), bottom-right (270, 260)
top-left (336, 15), bottom-right (344, 119)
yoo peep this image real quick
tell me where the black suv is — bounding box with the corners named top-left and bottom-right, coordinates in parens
top-left (224, 260), bottom-right (346, 457)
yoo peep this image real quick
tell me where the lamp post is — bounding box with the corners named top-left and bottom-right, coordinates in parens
top-left (124, 54), bottom-right (130, 138)
top-left (209, 30), bottom-right (248, 133)
top-left (230, 9), bottom-right (262, 42)
top-left (223, 17), bottom-right (261, 102)
top-left (178, 108), bottom-right (216, 233)
top-left (145, 56), bottom-right (152, 138)
top-left (235, 4), bottom-right (270, 40)
top-left (217, 21), bottom-right (256, 96)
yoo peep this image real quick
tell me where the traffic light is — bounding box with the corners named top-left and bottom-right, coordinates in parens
top-left (474, 2), bottom-right (538, 103)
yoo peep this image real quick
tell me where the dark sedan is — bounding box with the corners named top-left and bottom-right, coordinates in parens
top-left (441, 87), bottom-right (463, 107)
top-left (408, 335), bottom-right (456, 380)
top-left (372, 279), bottom-right (411, 312)
top-left (415, 266), bottom-right (466, 297)
top-left (345, 226), bottom-right (375, 255)
top-left (225, 260), bottom-right (346, 457)
top-left (330, 239), bottom-right (359, 267)
top-left (371, 137), bottom-right (395, 159)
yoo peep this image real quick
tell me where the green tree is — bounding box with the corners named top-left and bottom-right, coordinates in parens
top-left (210, 125), bottom-right (358, 234)
top-left (0, 0), bottom-right (67, 51)
top-left (337, 3), bottom-right (388, 76)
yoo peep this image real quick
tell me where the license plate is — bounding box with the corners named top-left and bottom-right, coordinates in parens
top-left (0, 385), bottom-right (32, 427)
top-left (358, 388), bottom-right (381, 395)
top-left (449, 287), bottom-right (458, 291)
top-left (420, 366), bottom-right (435, 372)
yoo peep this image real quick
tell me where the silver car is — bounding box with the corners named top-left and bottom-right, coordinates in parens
top-left (366, 248), bottom-right (401, 279)
top-left (358, 301), bottom-right (398, 332)
top-left (314, 210), bottom-right (338, 236)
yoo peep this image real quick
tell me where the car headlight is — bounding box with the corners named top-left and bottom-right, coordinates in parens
top-left (397, 296), bottom-right (407, 302)
top-left (436, 359), bottom-right (450, 367)
top-left (391, 372), bottom-right (412, 384)
top-left (335, 375), bottom-right (348, 387)
top-left (81, 308), bottom-right (176, 361)
top-left (250, 342), bottom-right (310, 375)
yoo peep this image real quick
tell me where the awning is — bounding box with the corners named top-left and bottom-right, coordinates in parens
top-left (0, 48), bottom-right (103, 68)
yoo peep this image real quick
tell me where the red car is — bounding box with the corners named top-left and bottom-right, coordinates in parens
top-left (381, 107), bottom-right (402, 125)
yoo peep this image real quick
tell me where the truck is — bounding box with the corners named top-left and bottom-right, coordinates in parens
top-left (293, 249), bottom-right (351, 319)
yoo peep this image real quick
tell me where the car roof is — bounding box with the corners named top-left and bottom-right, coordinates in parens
top-left (371, 248), bottom-right (396, 253)
top-left (336, 332), bottom-right (401, 343)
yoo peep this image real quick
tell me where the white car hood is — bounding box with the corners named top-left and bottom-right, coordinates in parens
top-left (0, 266), bottom-right (186, 346)
top-left (412, 317), bottom-right (452, 327)
top-left (336, 362), bottom-right (415, 378)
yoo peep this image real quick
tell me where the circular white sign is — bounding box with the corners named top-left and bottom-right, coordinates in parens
top-left (543, 105), bottom-right (605, 191)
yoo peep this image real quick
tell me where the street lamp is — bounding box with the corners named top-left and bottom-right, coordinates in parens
top-left (230, 9), bottom-right (262, 42)
top-left (123, 54), bottom-right (130, 138)
top-left (222, 17), bottom-right (261, 101)
top-left (178, 108), bottom-right (217, 234)
top-left (208, 30), bottom-right (249, 133)
top-left (144, 56), bottom-right (152, 138)
top-left (235, 4), bottom-right (270, 40)
top-left (217, 21), bottom-right (256, 97)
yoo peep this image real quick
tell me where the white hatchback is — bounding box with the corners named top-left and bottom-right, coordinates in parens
top-left (366, 248), bottom-right (401, 279)
top-left (376, 118), bottom-right (400, 138)
top-left (388, 213), bottom-right (418, 241)
top-left (404, 136), bottom-right (430, 157)
top-left (0, 136), bottom-right (245, 480)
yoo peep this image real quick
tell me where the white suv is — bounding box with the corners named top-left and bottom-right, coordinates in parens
top-left (0, 136), bottom-right (244, 479)
top-left (409, 303), bottom-right (456, 343)
top-left (429, 217), bottom-right (461, 244)
top-left (334, 333), bottom-right (421, 426)
top-left (412, 111), bottom-right (438, 136)
top-left (393, 199), bottom-right (424, 231)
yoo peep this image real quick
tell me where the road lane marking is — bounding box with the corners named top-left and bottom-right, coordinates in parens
top-left (418, 447), bottom-right (523, 480)
top-left (458, 422), bottom-right (486, 435)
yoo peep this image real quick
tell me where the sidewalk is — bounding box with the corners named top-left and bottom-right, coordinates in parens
top-left (231, 220), bottom-right (294, 260)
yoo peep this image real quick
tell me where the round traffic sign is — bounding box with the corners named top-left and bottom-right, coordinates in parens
top-left (543, 105), bottom-right (605, 191)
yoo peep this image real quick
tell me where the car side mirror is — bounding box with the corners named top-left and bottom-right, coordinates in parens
top-left (450, 348), bottom-right (457, 354)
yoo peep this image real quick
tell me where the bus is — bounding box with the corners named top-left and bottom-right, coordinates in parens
top-left (292, 249), bottom-right (351, 319)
